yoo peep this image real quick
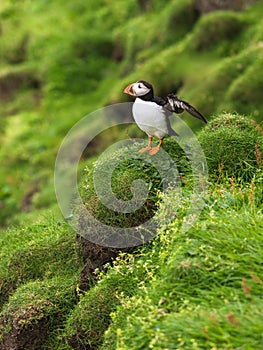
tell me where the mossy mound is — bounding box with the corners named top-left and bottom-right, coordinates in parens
top-left (191, 11), bottom-right (247, 54)
top-left (0, 232), bottom-right (80, 307)
top-left (189, 47), bottom-right (260, 117)
top-left (0, 277), bottom-right (77, 350)
top-left (0, 218), bottom-right (83, 310)
top-left (198, 113), bottom-right (263, 180)
top-left (63, 271), bottom-right (138, 349)
top-left (225, 56), bottom-right (263, 116)
top-left (115, 0), bottom-right (198, 75)
top-left (78, 140), bottom-right (183, 223)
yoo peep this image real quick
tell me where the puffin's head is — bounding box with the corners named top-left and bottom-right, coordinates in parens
top-left (123, 80), bottom-right (153, 98)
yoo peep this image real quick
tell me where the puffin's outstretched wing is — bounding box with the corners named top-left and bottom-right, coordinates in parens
top-left (165, 93), bottom-right (207, 124)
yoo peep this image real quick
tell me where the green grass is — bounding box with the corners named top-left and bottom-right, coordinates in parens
top-left (190, 10), bottom-right (248, 54)
top-left (1, 119), bottom-right (263, 348)
top-left (61, 269), bottom-right (140, 349)
top-left (42, 114), bottom-right (262, 349)
top-left (0, 214), bottom-right (83, 308)
top-left (1, 177), bottom-right (263, 349)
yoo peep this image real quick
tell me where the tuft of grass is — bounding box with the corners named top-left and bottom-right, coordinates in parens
top-left (198, 113), bottom-right (263, 181)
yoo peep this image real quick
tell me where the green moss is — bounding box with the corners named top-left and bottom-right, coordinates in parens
top-left (77, 139), bottom-right (189, 239)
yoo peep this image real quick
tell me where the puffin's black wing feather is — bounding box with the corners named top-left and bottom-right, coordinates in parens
top-left (152, 96), bottom-right (166, 106)
top-left (165, 94), bottom-right (207, 124)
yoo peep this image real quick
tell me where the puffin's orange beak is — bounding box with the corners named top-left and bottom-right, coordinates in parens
top-left (123, 84), bottom-right (135, 96)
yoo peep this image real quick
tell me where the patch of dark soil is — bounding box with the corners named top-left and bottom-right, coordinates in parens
top-left (0, 311), bottom-right (50, 350)
top-left (5, 35), bottom-right (29, 64)
top-left (0, 70), bottom-right (41, 101)
top-left (195, 0), bottom-right (250, 13)
top-left (20, 182), bottom-right (39, 212)
top-left (112, 36), bottom-right (124, 62)
top-left (67, 336), bottom-right (94, 350)
top-left (0, 282), bottom-right (16, 312)
top-left (76, 236), bottom-right (133, 293)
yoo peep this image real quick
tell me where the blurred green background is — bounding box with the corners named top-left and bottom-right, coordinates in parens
top-left (0, 0), bottom-right (263, 224)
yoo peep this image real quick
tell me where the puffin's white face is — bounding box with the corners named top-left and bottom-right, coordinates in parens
top-left (123, 81), bottom-right (152, 97)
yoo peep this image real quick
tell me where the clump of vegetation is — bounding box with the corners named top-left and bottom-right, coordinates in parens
top-left (225, 56), bottom-right (263, 115)
top-left (0, 219), bottom-right (82, 307)
top-left (0, 276), bottom-right (78, 350)
top-left (115, 0), bottom-right (198, 74)
top-left (77, 139), bottom-right (188, 235)
top-left (62, 269), bottom-right (138, 349)
top-left (198, 113), bottom-right (263, 181)
top-left (188, 47), bottom-right (260, 117)
top-left (191, 10), bottom-right (247, 54)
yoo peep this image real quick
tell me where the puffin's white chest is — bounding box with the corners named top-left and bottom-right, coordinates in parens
top-left (132, 98), bottom-right (172, 138)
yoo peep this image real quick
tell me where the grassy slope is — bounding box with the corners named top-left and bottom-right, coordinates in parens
top-left (0, 0), bottom-right (263, 349)
top-left (101, 188), bottom-right (263, 350)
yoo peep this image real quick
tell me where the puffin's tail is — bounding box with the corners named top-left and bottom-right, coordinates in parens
top-left (169, 127), bottom-right (179, 137)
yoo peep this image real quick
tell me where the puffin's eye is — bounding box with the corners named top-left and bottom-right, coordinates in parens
top-left (138, 84), bottom-right (141, 89)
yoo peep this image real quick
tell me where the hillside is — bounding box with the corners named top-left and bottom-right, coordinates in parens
top-left (0, 0), bottom-right (263, 349)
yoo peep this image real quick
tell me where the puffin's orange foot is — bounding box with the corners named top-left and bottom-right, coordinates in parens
top-left (149, 146), bottom-right (160, 155)
top-left (138, 146), bottom-right (152, 153)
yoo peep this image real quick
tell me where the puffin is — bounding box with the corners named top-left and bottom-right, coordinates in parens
top-left (124, 80), bottom-right (207, 155)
